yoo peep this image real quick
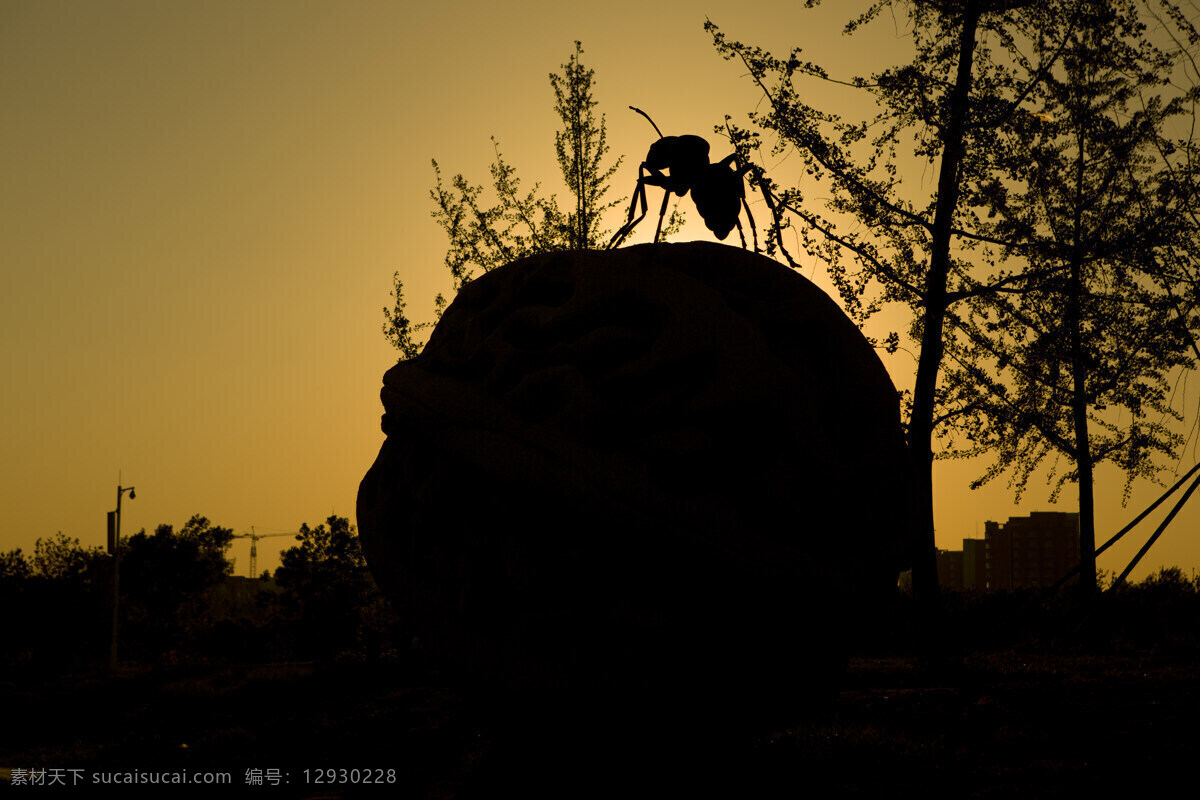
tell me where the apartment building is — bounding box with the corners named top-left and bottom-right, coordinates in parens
top-left (935, 512), bottom-right (1080, 591)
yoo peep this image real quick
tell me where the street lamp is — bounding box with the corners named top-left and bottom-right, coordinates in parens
top-left (109, 479), bottom-right (135, 672)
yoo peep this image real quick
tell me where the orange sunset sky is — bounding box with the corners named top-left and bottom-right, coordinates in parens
top-left (3, 0), bottom-right (1199, 581)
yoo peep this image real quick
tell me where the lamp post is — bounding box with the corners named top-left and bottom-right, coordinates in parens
top-left (109, 479), bottom-right (135, 672)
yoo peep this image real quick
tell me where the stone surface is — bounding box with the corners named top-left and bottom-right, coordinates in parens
top-left (357, 242), bottom-right (912, 723)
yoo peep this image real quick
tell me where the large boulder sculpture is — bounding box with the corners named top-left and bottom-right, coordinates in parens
top-left (358, 242), bottom-right (911, 727)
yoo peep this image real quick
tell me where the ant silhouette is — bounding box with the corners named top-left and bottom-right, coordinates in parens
top-left (608, 107), bottom-right (757, 250)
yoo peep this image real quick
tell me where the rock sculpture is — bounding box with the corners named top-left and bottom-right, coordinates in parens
top-left (357, 242), bottom-right (911, 727)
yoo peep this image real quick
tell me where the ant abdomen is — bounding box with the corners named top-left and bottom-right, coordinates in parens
top-left (692, 168), bottom-right (742, 240)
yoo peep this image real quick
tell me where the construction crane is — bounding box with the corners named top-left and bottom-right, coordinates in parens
top-left (231, 527), bottom-right (299, 577)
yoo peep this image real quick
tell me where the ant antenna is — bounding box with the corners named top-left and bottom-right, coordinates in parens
top-left (629, 106), bottom-right (664, 139)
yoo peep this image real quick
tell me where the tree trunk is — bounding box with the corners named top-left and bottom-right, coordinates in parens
top-left (1069, 128), bottom-right (1097, 594)
top-left (909, 1), bottom-right (982, 610)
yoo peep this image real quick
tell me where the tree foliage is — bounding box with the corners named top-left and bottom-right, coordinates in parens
top-left (940, 0), bottom-right (1200, 590)
top-left (552, 41), bottom-right (625, 250)
top-left (0, 515), bottom-right (407, 673)
top-left (947, 2), bottom-right (1200, 493)
top-left (2, 537), bottom-right (110, 674)
top-left (383, 42), bottom-right (670, 359)
top-left (273, 515), bottom-right (382, 658)
top-left (121, 515), bottom-right (234, 608)
top-left (710, 0), bottom-right (1078, 602)
top-left (32, 531), bottom-right (106, 582)
top-left (0, 548), bottom-right (30, 581)
top-left (710, 0), bottom-right (1200, 599)
top-left (275, 515), bottom-right (368, 588)
top-left (381, 276), bottom-right (443, 361)
top-left (118, 515), bottom-right (235, 656)
top-left (427, 41), bottom-right (629, 278)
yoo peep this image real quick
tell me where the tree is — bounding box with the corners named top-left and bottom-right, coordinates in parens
top-left (383, 42), bottom-right (675, 358)
top-left (273, 515), bottom-right (382, 658)
top-left (0, 549), bottom-right (32, 671)
top-left (552, 41), bottom-right (626, 250)
top-left (709, 0), bottom-right (1079, 604)
top-left (118, 515), bottom-right (235, 656)
top-left (944, 0), bottom-right (1200, 593)
top-left (0, 549), bottom-right (30, 581)
top-left (381, 274), bottom-right (440, 360)
top-left (712, 1), bottom-right (1200, 604)
top-left (120, 515), bottom-right (234, 601)
top-left (32, 531), bottom-right (106, 582)
top-left (275, 515), bottom-right (368, 585)
top-left (9, 534), bottom-right (112, 672)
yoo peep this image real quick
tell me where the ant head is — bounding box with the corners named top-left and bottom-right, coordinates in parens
top-left (645, 135), bottom-right (710, 173)
top-left (645, 137), bottom-right (677, 170)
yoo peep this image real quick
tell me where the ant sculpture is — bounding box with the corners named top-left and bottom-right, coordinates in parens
top-left (608, 107), bottom-right (757, 250)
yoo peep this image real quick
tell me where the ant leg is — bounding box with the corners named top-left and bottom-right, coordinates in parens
top-left (715, 152), bottom-right (760, 251)
top-left (608, 171), bottom-right (649, 249)
top-left (724, 152), bottom-right (762, 254)
top-left (652, 189), bottom-right (671, 243)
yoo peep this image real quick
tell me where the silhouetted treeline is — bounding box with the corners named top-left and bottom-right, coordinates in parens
top-left (4, 518), bottom-right (1198, 680)
top-left (0, 515), bottom-right (409, 679)
top-left (862, 567), bottom-right (1200, 659)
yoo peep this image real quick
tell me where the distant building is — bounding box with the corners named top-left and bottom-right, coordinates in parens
top-left (936, 548), bottom-right (964, 592)
top-left (985, 512), bottom-right (1080, 591)
top-left (963, 538), bottom-right (987, 591)
top-left (935, 512), bottom-right (1080, 592)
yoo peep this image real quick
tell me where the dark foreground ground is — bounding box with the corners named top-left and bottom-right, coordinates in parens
top-left (3, 645), bottom-right (1198, 798)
